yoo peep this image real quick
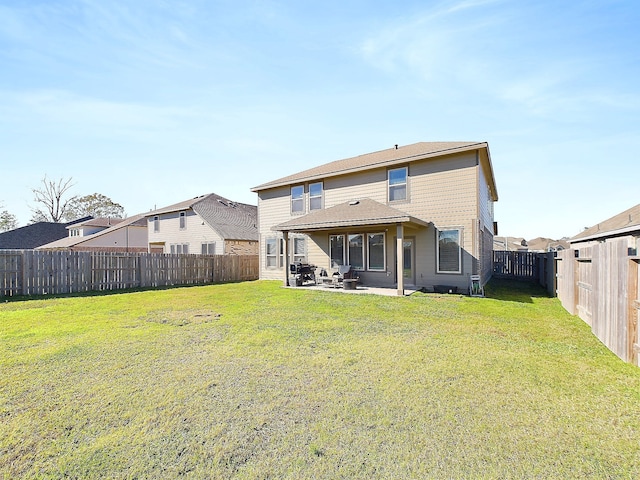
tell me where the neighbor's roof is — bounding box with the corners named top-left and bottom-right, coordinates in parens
top-left (0, 216), bottom-right (92, 250)
top-left (571, 203), bottom-right (640, 243)
top-left (37, 214), bottom-right (147, 250)
top-left (146, 193), bottom-right (258, 241)
top-left (273, 198), bottom-right (430, 232)
top-left (252, 141), bottom-right (498, 201)
top-left (69, 217), bottom-right (124, 229)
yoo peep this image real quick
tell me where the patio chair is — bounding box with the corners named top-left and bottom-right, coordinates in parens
top-left (334, 265), bottom-right (359, 289)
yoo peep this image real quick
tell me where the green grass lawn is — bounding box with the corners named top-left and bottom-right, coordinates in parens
top-left (1, 279), bottom-right (639, 479)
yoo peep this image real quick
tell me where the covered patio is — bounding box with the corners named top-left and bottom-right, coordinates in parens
top-left (273, 198), bottom-right (430, 296)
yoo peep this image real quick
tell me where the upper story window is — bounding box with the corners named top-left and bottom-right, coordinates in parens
top-left (388, 167), bottom-right (408, 202)
top-left (179, 211), bottom-right (186, 230)
top-left (153, 216), bottom-right (160, 233)
top-left (309, 182), bottom-right (323, 210)
top-left (291, 185), bottom-right (304, 214)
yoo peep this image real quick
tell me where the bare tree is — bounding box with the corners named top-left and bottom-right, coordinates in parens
top-left (30, 176), bottom-right (76, 223)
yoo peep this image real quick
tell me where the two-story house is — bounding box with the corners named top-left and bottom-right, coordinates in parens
top-left (145, 193), bottom-right (258, 255)
top-left (251, 142), bottom-right (498, 295)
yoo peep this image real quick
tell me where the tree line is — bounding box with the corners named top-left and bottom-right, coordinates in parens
top-left (0, 176), bottom-right (125, 232)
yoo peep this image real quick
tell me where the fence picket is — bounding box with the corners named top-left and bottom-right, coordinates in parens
top-left (0, 250), bottom-right (258, 298)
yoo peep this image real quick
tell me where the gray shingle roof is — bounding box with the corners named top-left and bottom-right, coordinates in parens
top-left (273, 198), bottom-right (429, 232)
top-left (37, 214), bottom-right (148, 250)
top-left (252, 141), bottom-right (489, 191)
top-left (0, 217), bottom-right (92, 249)
top-left (146, 193), bottom-right (258, 241)
top-left (571, 203), bottom-right (640, 242)
top-left (192, 195), bottom-right (258, 241)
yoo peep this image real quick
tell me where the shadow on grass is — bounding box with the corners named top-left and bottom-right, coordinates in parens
top-left (0, 280), bottom-right (255, 304)
top-left (484, 278), bottom-right (551, 304)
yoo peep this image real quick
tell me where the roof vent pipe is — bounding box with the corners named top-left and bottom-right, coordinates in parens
top-left (395, 144), bottom-right (398, 149)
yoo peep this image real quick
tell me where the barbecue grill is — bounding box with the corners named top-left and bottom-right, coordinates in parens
top-left (289, 262), bottom-right (316, 286)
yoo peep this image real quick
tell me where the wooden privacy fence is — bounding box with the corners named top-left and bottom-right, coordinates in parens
top-left (0, 250), bottom-right (259, 297)
top-left (556, 239), bottom-right (640, 365)
top-left (493, 251), bottom-right (539, 279)
top-left (493, 251), bottom-right (556, 296)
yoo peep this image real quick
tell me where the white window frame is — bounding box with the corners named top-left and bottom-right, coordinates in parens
top-left (179, 211), bottom-right (186, 230)
top-left (291, 185), bottom-right (304, 214)
top-left (367, 233), bottom-right (386, 271)
top-left (347, 234), bottom-right (364, 270)
top-left (329, 234), bottom-right (345, 268)
top-left (388, 167), bottom-right (408, 202)
top-left (153, 216), bottom-right (160, 233)
top-left (201, 242), bottom-right (216, 255)
top-left (266, 238), bottom-right (278, 268)
top-left (437, 228), bottom-right (462, 274)
top-left (309, 182), bottom-right (323, 211)
top-left (293, 237), bottom-right (306, 263)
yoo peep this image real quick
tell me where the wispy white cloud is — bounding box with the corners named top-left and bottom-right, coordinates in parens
top-left (357, 0), bottom-right (640, 123)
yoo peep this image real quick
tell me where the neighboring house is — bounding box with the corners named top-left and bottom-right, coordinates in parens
top-left (145, 193), bottom-right (258, 255)
top-left (493, 236), bottom-right (569, 252)
top-left (0, 217), bottom-right (91, 250)
top-left (571, 203), bottom-right (640, 247)
top-left (37, 215), bottom-right (148, 252)
top-left (526, 237), bottom-right (569, 253)
top-left (251, 142), bottom-right (499, 295)
top-left (493, 237), bottom-right (528, 251)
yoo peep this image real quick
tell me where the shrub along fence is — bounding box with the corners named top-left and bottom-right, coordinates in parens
top-left (0, 250), bottom-right (259, 297)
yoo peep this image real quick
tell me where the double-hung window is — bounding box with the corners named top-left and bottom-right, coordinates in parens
top-left (437, 229), bottom-right (462, 273)
top-left (388, 167), bottom-right (408, 202)
top-left (171, 243), bottom-right (189, 254)
top-left (293, 237), bottom-right (306, 263)
top-left (367, 233), bottom-right (385, 271)
top-left (201, 242), bottom-right (215, 255)
top-left (266, 238), bottom-right (278, 268)
top-left (291, 186), bottom-right (304, 214)
top-left (153, 216), bottom-right (160, 233)
top-left (348, 234), bottom-right (364, 270)
top-left (179, 211), bottom-right (186, 230)
top-left (309, 182), bottom-right (323, 210)
top-left (330, 235), bottom-right (345, 267)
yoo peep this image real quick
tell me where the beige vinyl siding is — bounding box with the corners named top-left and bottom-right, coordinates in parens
top-left (147, 210), bottom-right (225, 254)
top-left (478, 160), bottom-right (494, 232)
top-left (255, 150), bottom-right (487, 288)
top-left (408, 153), bottom-right (477, 224)
top-left (80, 226), bottom-right (148, 249)
top-left (257, 188), bottom-right (290, 280)
top-left (324, 169), bottom-right (387, 207)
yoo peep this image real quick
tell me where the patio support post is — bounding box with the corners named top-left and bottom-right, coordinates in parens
top-left (397, 223), bottom-right (404, 296)
top-left (283, 230), bottom-right (290, 286)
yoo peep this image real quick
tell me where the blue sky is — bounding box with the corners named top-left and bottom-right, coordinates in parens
top-left (1, 0), bottom-right (638, 239)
